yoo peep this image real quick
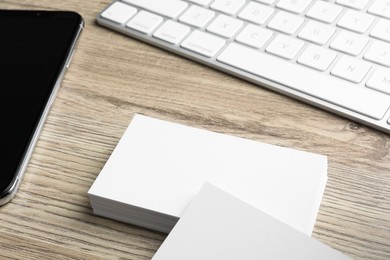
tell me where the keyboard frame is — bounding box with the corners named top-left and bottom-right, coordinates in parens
top-left (96, 1), bottom-right (390, 134)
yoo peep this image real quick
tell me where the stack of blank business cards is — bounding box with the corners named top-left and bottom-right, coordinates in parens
top-left (88, 114), bottom-right (328, 235)
top-left (152, 183), bottom-right (351, 260)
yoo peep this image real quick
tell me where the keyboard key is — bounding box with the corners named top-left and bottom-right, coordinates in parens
top-left (238, 2), bottom-right (274, 25)
top-left (179, 5), bottom-right (215, 28)
top-left (336, 0), bottom-right (370, 10)
top-left (153, 20), bottom-right (191, 44)
top-left (266, 34), bottom-right (305, 59)
top-left (235, 24), bottom-right (273, 48)
top-left (298, 20), bottom-right (335, 45)
top-left (256, 0), bottom-right (276, 4)
top-left (298, 44), bottom-right (337, 71)
top-left (306, 1), bottom-right (342, 24)
top-left (267, 11), bottom-right (305, 35)
top-left (210, 0), bottom-right (246, 15)
top-left (181, 30), bottom-right (226, 57)
top-left (330, 31), bottom-right (368, 56)
top-left (337, 10), bottom-right (375, 34)
top-left (187, 0), bottom-right (213, 6)
top-left (127, 11), bottom-right (163, 34)
top-left (364, 41), bottom-right (390, 67)
top-left (331, 56), bottom-right (371, 83)
top-left (368, 0), bottom-right (390, 19)
top-left (101, 2), bottom-right (137, 24)
top-left (370, 18), bottom-right (390, 42)
top-left (217, 43), bottom-right (390, 120)
top-left (366, 67), bottom-right (390, 95)
top-left (276, 0), bottom-right (312, 14)
top-left (207, 15), bottom-right (244, 38)
top-left (122, 0), bottom-right (188, 19)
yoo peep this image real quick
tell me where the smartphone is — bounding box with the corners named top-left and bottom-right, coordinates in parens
top-left (0, 10), bottom-right (84, 205)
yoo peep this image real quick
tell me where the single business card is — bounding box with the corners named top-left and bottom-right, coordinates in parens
top-left (152, 182), bottom-right (352, 260)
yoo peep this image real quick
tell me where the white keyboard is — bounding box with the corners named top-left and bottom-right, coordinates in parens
top-left (98, 0), bottom-right (390, 134)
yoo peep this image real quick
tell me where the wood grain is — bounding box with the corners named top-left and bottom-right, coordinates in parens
top-left (0, 0), bottom-right (389, 259)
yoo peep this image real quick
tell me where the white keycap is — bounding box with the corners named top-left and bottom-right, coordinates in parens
top-left (337, 10), bottom-right (375, 34)
top-left (266, 34), bottom-right (305, 59)
top-left (127, 11), bottom-right (163, 34)
top-left (210, 0), bottom-right (247, 15)
top-left (238, 2), bottom-right (274, 25)
top-left (306, 1), bottom-right (343, 24)
top-left (276, 0), bottom-right (312, 14)
top-left (153, 20), bottom-right (191, 44)
top-left (370, 18), bottom-right (390, 42)
top-left (123, 0), bottom-right (188, 19)
top-left (336, 0), bottom-right (370, 10)
top-left (217, 43), bottom-right (390, 120)
top-left (235, 24), bottom-right (273, 48)
top-left (331, 56), bottom-right (371, 83)
top-left (179, 5), bottom-right (215, 28)
top-left (367, 67), bottom-right (390, 94)
top-left (207, 15), bottom-right (244, 38)
top-left (181, 30), bottom-right (226, 57)
top-left (187, 0), bottom-right (213, 6)
top-left (368, 0), bottom-right (390, 19)
top-left (267, 11), bottom-right (305, 35)
top-left (298, 20), bottom-right (336, 45)
top-left (256, 0), bottom-right (276, 5)
top-left (330, 31), bottom-right (368, 56)
top-left (101, 2), bottom-right (137, 24)
top-left (298, 44), bottom-right (337, 71)
top-left (364, 41), bottom-right (390, 67)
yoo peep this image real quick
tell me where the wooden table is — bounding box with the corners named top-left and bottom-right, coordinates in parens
top-left (1, 1), bottom-right (389, 259)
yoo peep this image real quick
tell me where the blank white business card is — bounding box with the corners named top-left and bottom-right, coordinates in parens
top-left (152, 182), bottom-right (352, 260)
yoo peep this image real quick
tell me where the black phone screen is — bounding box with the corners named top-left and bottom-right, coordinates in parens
top-left (0, 10), bottom-right (83, 196)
